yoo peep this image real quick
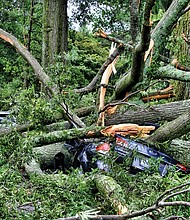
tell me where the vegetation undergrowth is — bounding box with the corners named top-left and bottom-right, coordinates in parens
top-left (0, 131), bottom-right (190, 219)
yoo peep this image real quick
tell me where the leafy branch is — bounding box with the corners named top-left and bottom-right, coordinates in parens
top-left (57, 182), bottom-right (190, 220)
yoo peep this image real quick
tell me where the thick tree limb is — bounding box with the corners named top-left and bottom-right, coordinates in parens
top-left (159, 55), bottom-right (190, 71)
top-left (29, 126), bottom-right (103, 147)
top-left (0, 28), bottom-right (85, 128)
top-left (146, 108), bottom-right (190, 143)
top-left (151, 0), bottom-right (190, 52)
top-left (156, 65), bottom-right (190, 82)
top-left (105, 99), bottom-right (190, 125)
top-left (94, 174), bottom-right (128, 214)
top-left (114, 0), bottom-right (156, 99)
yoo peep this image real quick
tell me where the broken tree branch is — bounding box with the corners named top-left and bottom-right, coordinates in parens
top-left (74, 44), bottom-right (124, 94)
top-left (56, 182), bottom-right (190, 220)
top-left (0, 28), bottom-right (85, 128)
top-left (156, 65), bottom-right (190, 82)
top-left (145, 108), bottom-right (190, 143)
top-left (95, 29), bottom-right (133, 50)
top-left (114, 0), bottom-right (156, 99)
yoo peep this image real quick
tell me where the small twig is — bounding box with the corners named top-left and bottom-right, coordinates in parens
top-left (183, 5), bottom-right (190, 14)
top-left (95, 29), bottom-right (133, 50)
top-left (160, 188), bottom-right (190, 203)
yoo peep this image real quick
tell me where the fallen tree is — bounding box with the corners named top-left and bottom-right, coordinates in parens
top-left (105, 99), bottom-right (190, 125)
top-left (1, 1), bottom-right (190, 219)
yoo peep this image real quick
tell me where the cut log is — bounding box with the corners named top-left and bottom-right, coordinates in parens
top-left (105, 99), bottom-right (190, 125)
top-left (33, 142), bottom-right (65, 167)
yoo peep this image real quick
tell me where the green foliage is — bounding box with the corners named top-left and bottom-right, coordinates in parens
top-left (0, 0), bottom-right (43, 85)
top-left (11, 88), bottom-right (60, 128)
top-left (70, 0), bottom-right (131, 36)
top-left (0, 144), bottom-right (189, 219)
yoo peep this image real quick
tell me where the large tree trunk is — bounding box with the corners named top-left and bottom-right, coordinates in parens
top-left (105, 99), bottom-right (190, 125)
top-left (172, 11), bottom-right (190, 100)
top-left (42, 0), bottom-right (68, 67)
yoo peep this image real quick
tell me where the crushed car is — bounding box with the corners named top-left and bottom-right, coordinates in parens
top-left (52, 134), bottom-right (189, 176)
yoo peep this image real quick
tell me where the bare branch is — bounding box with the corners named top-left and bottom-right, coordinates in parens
top-left (156, 182), bottom-right (190, 206)
top-left (183, 5), bottom-right (190, 15)
top-left (95, 29), bottom-right (133, 50)
top-left (57, 182), bottom-right (190, 220)
top-left (164, 216), bottom-right (187, 220)
top-left (160, 189), bottom-right (190, 203)
top-left (99, 80), bottom-right (165, 113)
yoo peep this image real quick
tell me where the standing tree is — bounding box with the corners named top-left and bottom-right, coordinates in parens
top-left (42, 0), bottom-right (68, 67)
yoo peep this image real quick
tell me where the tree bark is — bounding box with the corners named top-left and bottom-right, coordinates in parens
top-left (168, 139), bottom-right (190, 167)
top-left (42, 0), bottom-right (68, 67)
top-left (146, 108), bottom-right (190, 143)
top-left (156, 65), bottom-right (190, 82)
top-left (29, 126), bottom-right (103, 147)
top-left (105, 99), bottom-right (190, 125)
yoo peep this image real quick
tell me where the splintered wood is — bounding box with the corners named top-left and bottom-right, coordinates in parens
top-left (98, 42), bottom-right (119, 126)
top-left (101, 123), bottom-right (155, 138)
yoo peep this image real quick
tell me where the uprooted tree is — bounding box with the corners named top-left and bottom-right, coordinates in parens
top-left (0, 0), bottom-right (190, 218)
